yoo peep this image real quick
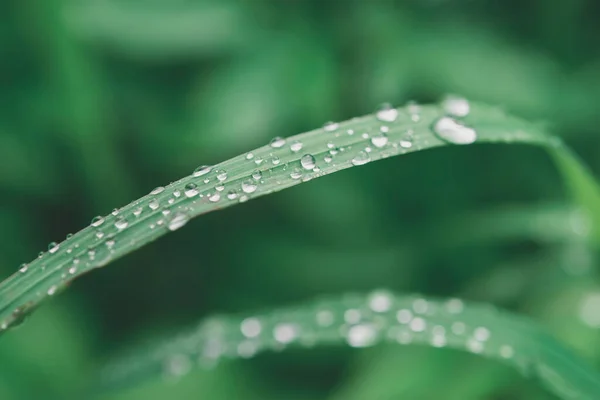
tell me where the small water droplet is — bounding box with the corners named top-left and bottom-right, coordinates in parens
top-left (193, 165), bottom-right (212, 177)
top-left (114, 217), bottom-right (129, 230)
top-left (433, 117), bottom-right (477, 144)
top-left (149, 200), bottom-right (159, 210)
top-left (111, 208), bottom-right (119, 216)
top-left (274, 323), bottom-right (298, 344)
top-left (173, 190), bottom-right (181, 198)
top-left (347, 324), bottom-right (377, 348)
top-left (168, 213), bottom-right (190, 231)
top-left (66, 233), bottom-right (73, 240)
top-left (376, 103), bottom-right (398, 122)
top-left (133, 207), bottom-right (143, 217)
top-left (324, 155), bottom-right (333, 163)
top-left (241, 318), bottom-right (262, 338)
top-left (208, 192), bottom-right (221, 202)
top-left (300, 154), bottom-right (316, 170)
top-left (290, 168), bottom-right (303, 179)
top-left (271, 156), bottom-right (280, 165)
top-left (270, 137), bottom-right (286, 148)
top-left (371, 133), bottom-right (388, 148)
top-left (241, 180), bottom-right (257, 194)
top-left (442, 95), bottom-right (470, 117)
top-left (91, 216), bottom-right (105, 227)
top-left (216, 170), bottom-right (228, 182)
top-left (227, 190), bottom-right (238, 200)
top-left (351, 151), bottom-right (371, 166)
top-left (48, 242), bottom-right (60, 254)
top-left (96, 231), bottom-right (104, 239)
top-left (47, 286), bottom-right (57, 296)
top-left (252, 170), bottom-right (262, 180)
top-left (254, 157), bottom-right (263, 165)
top-left (323, 121), bottom-right (339, 132)
top-left (246, 153), bottom-right (254, 160)
top-left (151, 187), bottom-right (165, 195)
top-left (19, 264), bottom-right (28, 273)
top-left (184, 183), bottom-right (199, 198)
top-left (290, 141), bottom-right (303, 153)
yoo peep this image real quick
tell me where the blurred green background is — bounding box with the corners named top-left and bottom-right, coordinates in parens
top-left (1, 0), bottom-right (600, 399)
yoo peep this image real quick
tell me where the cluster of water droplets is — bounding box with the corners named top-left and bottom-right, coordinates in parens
top-left (2, 96), bottom-right (483, 332)
top-left (101, 290), bottom-right (532, 385)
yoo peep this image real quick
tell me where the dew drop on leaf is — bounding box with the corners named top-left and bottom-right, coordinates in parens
top-left (150, 187), bottom-right (165, 195)
top-left (270, 137), bottom-right (286, 148)
top-left (351, 151), bottom-right (371, 166)
top-left (193, 165), bottom-right (212, 177)
top-left (168, 213), bottom-right (190, 231)
top-left (290, 141), bottom-right (303, 153)
top-left (323, 121), bottom-right (339, 132)
top-left (114, 217), bottom-right (129, 230)
top-left (300, 154), bottom-right (316, 170)
top-left (184, 183), bottom-right (199, 198)
top-left (241, 180), bottom-right (257, 194)
top-left (433, 117), bottom-right (477, 144)
top-left (376, 103), bottom-right (398, 122)
top-left (48, 242), bottom-right (60, 254)
top-left (91, 216), bottom-right (105, 227)
top-left (371, 133), bottom-right (389, 148)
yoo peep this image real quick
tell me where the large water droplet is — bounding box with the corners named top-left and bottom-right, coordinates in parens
top-left (376, 103), bottom-right (398, 122)
top-left (300, 154), bottom-right (316, 170)
top-left (270, 137), bottom-right (286, 148)
top-left (91, 216), bottom-right (105, 227)
top-left (168, 213), bottom-right (190, 231)
top-left (148, 199), bottom-right (159, 210)
top-left (351, 151), bottom-right (371, 166)
top-left (290, 141), bottom-right (303, 153)
top-left (241, 180), bottom-right (257, 194)
top-left (184, 183), bottom-right (199, 198)
top-left (433, 117), bottom-right (477, 144)
top-left (193, 165), bottom-right (212, 177)
top-left (442, 95), bottom-right (470, 117)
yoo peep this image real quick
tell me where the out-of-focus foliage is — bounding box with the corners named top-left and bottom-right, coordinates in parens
top-left (0, 0), bottom-right (599, 399)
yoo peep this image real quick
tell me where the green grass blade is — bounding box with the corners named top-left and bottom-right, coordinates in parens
top-left (97, 290), bottom-right (600, 400)
top-left (0, 100), bottom-right (597, 335)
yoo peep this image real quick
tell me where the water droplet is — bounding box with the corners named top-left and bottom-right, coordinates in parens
top-left (114, 217), bottom-right (129, 230)
top-left (215, 185), bottom-right (225, 192)
top-left (252, 170), bottom-right (262, 180)
top-left (290, 168), bottom-right (303, 180)
top-left (208, 192), bottom-right (221, 203)
top-left (19, 264), bottom-right (28, 273)
top-left (347, 324), bottom-right (377, 348)
top-left (149, 200), bottom-right (159, 210)
top-left (271, 156), bottom-right (280, 165)
top-left (47, 285), bottom-right (57, 296)
top-left (442, 95), bottom-right (470, 117)
top-left (227, 190), bottom-right (238, 200)
top-left (409, 317), bottom-right (426, 332)
top-left (241, 318), bottom-right (262, 338)
top-left (474, 327), bottom-right (491, 341)
top-left (173, 190), bottom-right (181, 198)
top-left (324, 155), bottom-right (333, 163)
top-left (433, 117), bottom-right (477, 144)
top-left (48, 242), bottom-right (60, 254)
top-left (323, 121), bottom-right (339, 132)
top-left (254, 157), bottom-right (263, 165)
top-left (270, 137), bottom-right (286, 148)
top-left (66, 233), bottom-right (73, 240)
top-left (184, 183), bottom-right (199, 198)
top-left (241, 180), bottom-right (257, 194)
top-left (397, 309), bottom-right (413, 324)
top-left (274, 323), bottom-right (298, 344)
top-left (111, 208), bottom-right (119, 216)
top-left (246, 152), bottom-right (254, 160)
top-left (300, 154), bottom-right (316, 170)
top-left (371, 133), bottom-right (388, 148)
top-left (290, 141), bottom-right (303, 153)
top-left (168, 213), bottom-right (190, 231)
top-left (407, 101), bottom-right (421, 121)
top-left (91, 216), bottom-right (105, 227)
top-left (216, 170), bottom-right (228, 182)
top-left (151, 187), bottom-right (165, 195)
top-left (351, 151), bottom-right (371, 166)
top-left (96, 231), bottom-right (104, 239)
top-left (193, 165), bottom-right (212, 177)
top-left (499, 345), bottom-right (514, 359)
top-left (376, 103), bottom-right (398, 122)
top-left (368, 291), bottom-right (392, 312)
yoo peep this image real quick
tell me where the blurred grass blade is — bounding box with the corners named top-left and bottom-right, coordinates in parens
top-left (0, 100), bottom-right (598, 335)
top-left (97, 290), bottom-right (600, 400)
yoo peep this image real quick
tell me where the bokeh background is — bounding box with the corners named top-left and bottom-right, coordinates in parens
top-left (1, 0), bottom-right (600, 399)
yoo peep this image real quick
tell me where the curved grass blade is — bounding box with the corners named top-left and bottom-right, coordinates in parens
top-left (97, 290), bottom-right (600, 400)
top-left (0, 100), bottom-right (598, 332)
